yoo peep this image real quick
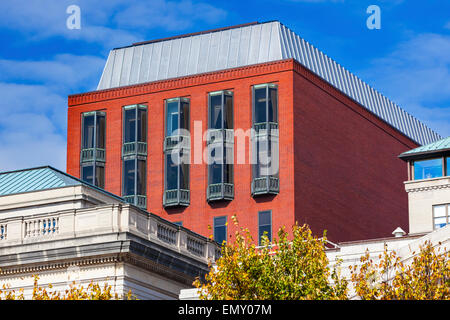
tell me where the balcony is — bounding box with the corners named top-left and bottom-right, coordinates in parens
top-left (122, 142), bottom-right (147, 157)
top-left (163, 189), bottom-right (190, 207)
top-left (251, 176), bottom-right (279, 196)
top-left (164, 135), bottom-right (190, 152)
top-left (207, 183), bottom-right (234, 202)
top-left (80, 148), bottom-right (105, 163)
top-left (206, 129), bottom-right (234, 145)
top-left (253, 122), bottom-right (279, 137)
top-left (123, 195), bottom-right (147, 209)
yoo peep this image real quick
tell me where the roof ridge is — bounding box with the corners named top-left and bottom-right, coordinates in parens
top-left (115, 21), bottom-right (279, 50)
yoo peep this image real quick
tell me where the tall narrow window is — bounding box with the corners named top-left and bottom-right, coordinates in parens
top-left (213, 216), bottom-right (227, 245)
top-left (122, 105), bottom-right (147, 209)
top-left (163, 98), bottom-right (190, 207)
top-left (80, 111), bottom-right (106, 188)
top-left (258, 210), bottom-right (272, 246)
top-left (207, 91), bottom-right (234, 201)
top-left (251, 84), bottom-right (279, 196)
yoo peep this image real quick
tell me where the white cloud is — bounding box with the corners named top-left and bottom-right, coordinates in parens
top-left (114, 0), bottom-right (227, 31)
top-left (359, 33), bottom-right (450, 138)
top-left (0, 54), bottom-right (104, 91)
top-left (0, 53), bottom-right (107, 171)
top-left (0, 0), bottom-right (227, 48)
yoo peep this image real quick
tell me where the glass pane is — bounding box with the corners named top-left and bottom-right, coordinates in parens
top-left (124, 108), bottom-right (136, 143)
top-left (254, 87), bottom-right (267, 124)
top-left (165, 154), bottom-right (178, 190)
top-left (138, 108), bottom-right (147, 142)
top-left (209, 94), bottom-right (222, 129)
top-left (214, 216), bottom-right (227, 245)
top-left (259, 211), bottom-right (272, 245)
top-left (180, 161), bottom-right (189, 189)
top-left (224, 94), bottom-right (233, 129)
top-left (224, 145), bottom-right (233, 183)
top-left (82, 114), bottom-right (95, 149)
top-left (181, 100), bottom-right (189, 131)
top-left (414, 158), bottom-right (443, 180)
top-left (259, 225), bottom-right (272, 244)
top-left (95, 165), bottom-right (104, 189)
top-left (166, 101), bottom-right (179, 136)
top-left (446, 157), bottom-right (450, 176)
top-left (81, 164), bottom-right (94, 184)
top-left (434, 205), bottom-right (446, 218)
top-left (259, 210), bottom-right (271, 225)
top-left (123, 159), bottom-right (136, 196)
top-left (137, 160), bottom-right (146, 195)
top-left (434, 217), bottom-right (447, 229)
top-left (96, 114), bottom-right (106, 149)
top-left (209, 163), bottom-right (222, 184)
top-left (254, 137), bottom-right (268, 178)
top-left (268, 87), bottom-right (278, 123)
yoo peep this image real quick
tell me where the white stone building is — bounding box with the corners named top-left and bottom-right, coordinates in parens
top-left (0, 166), bottom-right (219, 300)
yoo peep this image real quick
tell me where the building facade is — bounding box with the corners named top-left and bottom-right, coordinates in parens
top-left (399, 136), bottom-right (450, 234)
top-left (67, 21), bottom-right (442, 243)
top-left (0, 166), bottom-right (217, 299)
top-left (180, 139), bottom-right (450, 299)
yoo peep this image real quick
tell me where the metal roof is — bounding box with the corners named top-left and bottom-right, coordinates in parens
top-left (399, 136), bottom-right (450, 158)
top-left (96, 21), bottom-right (442, 146)
top-left (0, 166), bottom-right (123, 201)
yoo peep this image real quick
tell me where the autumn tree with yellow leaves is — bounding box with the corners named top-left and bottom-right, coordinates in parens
top-left (349, 241), bottom-right (449, 300)
top-left (195, 216), bottom-right (449, 300)
top-left (194, 216), bottom-right (348, 300)
top-left (0, 275), bottom-right (134, 300)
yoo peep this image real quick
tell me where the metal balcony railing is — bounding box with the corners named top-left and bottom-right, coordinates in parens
top-left (163, 189), bottom-right (190, 207)
top-left (123, 195), bottom-right (147, 209)
top-left (253, 122), bottom-right (279, 136)
top-left (80, 148), bottom-right (105, 163)
top-left (251, 176), bottom-right (279, 196)
top-left (122, 142), bottom-right (147, 157)
top-left (207, 183), bottom-right (234, 201)
top-left (206, 129), bottom-right (234, 145)
top-left (164, 135), bottom-right (190, 151)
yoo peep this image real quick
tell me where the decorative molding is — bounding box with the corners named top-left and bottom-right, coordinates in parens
top-left (0, 252), bottom-right (200, 286)
top-left (405, 183), bottom-right (450, 193)
top-left (68, 59), bottom-right (293, 106)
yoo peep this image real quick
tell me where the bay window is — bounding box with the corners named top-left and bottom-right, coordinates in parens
top-left (251, 84), bottom-right (279, 196)
top-left (207, 90), bottom-right (234, 201)
top-left (80, 111), bottom-right (106, 188)
top-left (163, 98), bottom-right (190, 207)
top-left (122, 105), bottom-right (147, 209)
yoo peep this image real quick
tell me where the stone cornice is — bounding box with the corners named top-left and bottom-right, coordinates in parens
top-left (405, 183), bottom-right (450, 193)
top-left (68, 59), bottom-right (294, 106)
top-left (0, 251), bottom-right (200, 286)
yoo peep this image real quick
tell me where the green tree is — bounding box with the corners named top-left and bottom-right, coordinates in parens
top-left (350, 240), bottom-right (450, 300)
top-left (194, 216), bottom-right (348, 300)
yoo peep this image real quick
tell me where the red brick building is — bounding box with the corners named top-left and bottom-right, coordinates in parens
top-left (66, 21), bottom-right (441, 243)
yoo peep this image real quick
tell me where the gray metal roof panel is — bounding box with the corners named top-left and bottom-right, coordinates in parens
top-left (0, 166), bottom-right (124, 202)
top-left (96, 21), bottom-right (442, 146)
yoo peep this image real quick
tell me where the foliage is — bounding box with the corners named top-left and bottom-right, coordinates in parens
top-left (349, 240), bottom-right (450, 300)
top-left (0, 275), bottom-right (135, 300)
top-left (194, 216), bottom-right (348, 300)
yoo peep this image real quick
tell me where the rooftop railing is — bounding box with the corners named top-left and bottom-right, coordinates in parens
top-left (0, 203), bottom-right (218, 263)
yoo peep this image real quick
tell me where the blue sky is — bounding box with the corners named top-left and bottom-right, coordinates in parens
top-left (0, 0), bottom-right (449, 171)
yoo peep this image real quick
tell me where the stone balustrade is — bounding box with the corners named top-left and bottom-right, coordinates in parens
top-left (0, 203), bottom-right (218, 263)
